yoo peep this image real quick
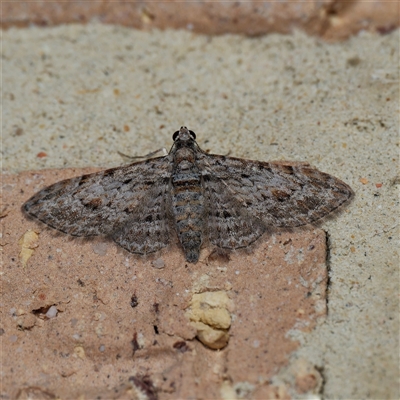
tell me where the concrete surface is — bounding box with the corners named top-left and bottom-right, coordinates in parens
top-left (1, 24), bottom-right (399, 399)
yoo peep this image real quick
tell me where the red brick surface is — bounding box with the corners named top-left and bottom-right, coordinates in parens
top-left (1, 0), bottom-right (398, 40)
top-left (2, 168), bottom-right (328, 398)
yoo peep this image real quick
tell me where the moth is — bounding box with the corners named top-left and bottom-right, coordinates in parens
top-left (23, 126), bottom-right (353, 263)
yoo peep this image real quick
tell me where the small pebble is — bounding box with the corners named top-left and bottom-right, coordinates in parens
top-left (92, 242), bottom-right (108, 256)
top-left (46, 306), bottom-right (58, 319)
top-left (152, 258), bottom-right (165, 269)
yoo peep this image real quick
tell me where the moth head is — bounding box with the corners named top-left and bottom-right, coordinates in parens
top-left (173, 126), bottom-right (196, 142)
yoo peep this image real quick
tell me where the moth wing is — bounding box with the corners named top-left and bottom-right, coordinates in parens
top-left (23, 157), bottom-right (171, 237)
top-left (111, 183), bottom-right (173, 255)
top-left (204, 177), bottom-right (266, 249)
top-left (199, 153), bottom-right (353, 228)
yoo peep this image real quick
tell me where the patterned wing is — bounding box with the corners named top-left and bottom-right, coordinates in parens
top-left (23, 157), bottom-right (172, 253)
top-left (111, 183), bottom-right (173, 255)
top-left (204, 178), bottom-right (267, 249)
top-left (199, 153), bottom-right (353, 232)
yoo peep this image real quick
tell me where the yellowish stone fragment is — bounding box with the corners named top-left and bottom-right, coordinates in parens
top-left (18, 229), bottom-right (39, 267)
top-left (186, 291), bottom-right (233, 349)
